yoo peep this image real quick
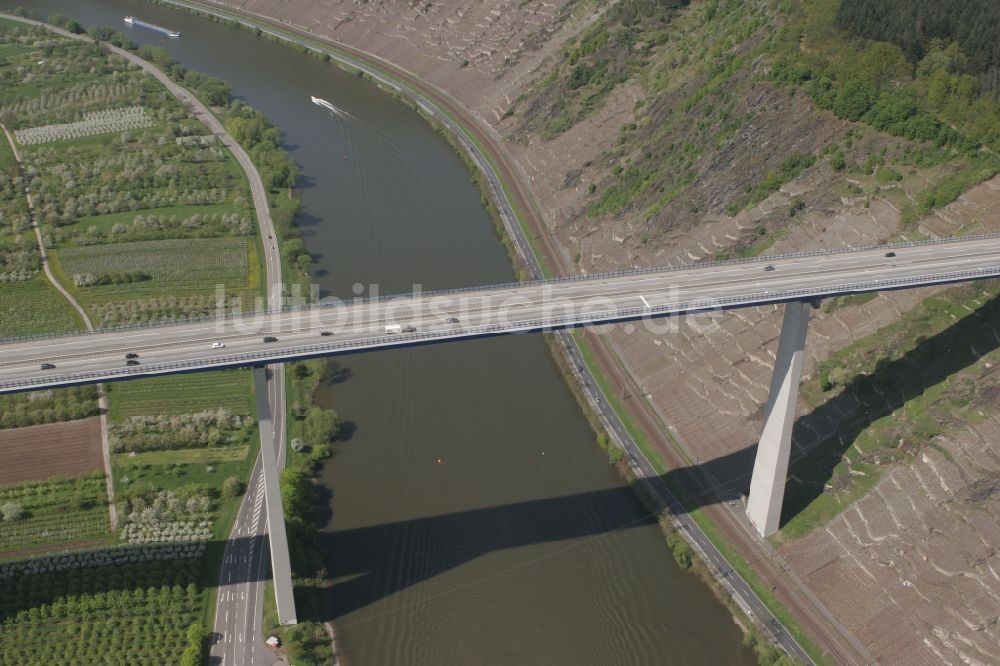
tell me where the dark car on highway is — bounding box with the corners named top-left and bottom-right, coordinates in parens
top-left (127, 359), bottom-right (140, 366)
top-left (320, 330), bottom-right (334, 336)
top-left (40, 363), bottom-right (55, 370)
top-left (885, 251), bottom-right (896, 258)
top-left (126, 352), bottom-right (139, 359)
top-left (263, 336), bottom-right (278, 343)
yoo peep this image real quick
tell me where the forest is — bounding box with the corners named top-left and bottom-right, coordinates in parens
top-left (836, 0), bottom-right (1000, 88)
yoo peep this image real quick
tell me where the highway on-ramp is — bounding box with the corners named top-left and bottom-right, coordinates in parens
top-left (211, 369), bottom-right (288, 666)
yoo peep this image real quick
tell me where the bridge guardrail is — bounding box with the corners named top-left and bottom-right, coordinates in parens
top-left (3, 232), bottom-right (1000, 346)
top-left (4, 265), bottom-right (999, 391)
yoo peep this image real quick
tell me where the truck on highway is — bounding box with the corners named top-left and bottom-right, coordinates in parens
top-left (385, 324), bottom-right (403, 334)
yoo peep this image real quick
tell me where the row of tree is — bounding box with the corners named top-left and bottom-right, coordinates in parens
top-left (0, 386), bottom-right (99, 430)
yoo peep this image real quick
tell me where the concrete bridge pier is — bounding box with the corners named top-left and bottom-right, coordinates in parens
top-left (254, 367), bottom-right (297, 625)
top-left (746, 300), bottom-right (813, 538)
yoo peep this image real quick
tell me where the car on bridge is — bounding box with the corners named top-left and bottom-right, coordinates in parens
top-left (127, 359), bottom-right (140, 366)
top-left (885, 251), bottom-right (896, 258)
top-left (445, 317), bottom-right (459, 324)
top-left (320, 330), bottom-right (334, 336)
top-left (126, 352), bottom-right (139, 359)
top-left (764, 264), bottom-right (776, 272)
top-left (211, 342), bottom-right (225, 349)
top-left (263, 336), bottom-right (278, 343)
top-left (40, 363), bottom-right (55, 370)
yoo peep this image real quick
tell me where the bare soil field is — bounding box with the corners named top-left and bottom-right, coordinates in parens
top-left (0, 417), bottom-right (104, 485)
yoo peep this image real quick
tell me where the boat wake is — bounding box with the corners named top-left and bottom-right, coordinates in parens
top-left (311, 96), bottom-right (355, 121)
top-left (123, 16), bottom-right (180, 38)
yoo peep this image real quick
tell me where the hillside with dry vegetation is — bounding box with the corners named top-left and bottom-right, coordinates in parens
top-left (500, 0), bottom-right (1000, 661)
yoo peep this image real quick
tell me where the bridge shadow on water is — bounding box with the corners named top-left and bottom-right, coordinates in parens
top-left (318, 477), bottom-right (663, 620)
top-left (303, 290), bottom-right (1000, 619)
top-left (6, 291), bottom-right (994, 630)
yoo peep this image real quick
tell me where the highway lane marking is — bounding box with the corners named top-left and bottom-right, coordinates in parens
top-left (6, 253), bottom-right (1000, 375)
top-left (15, 257), bottom-right (997, 368)
top-left (639, 294), bottom-right (651, 309)
top-left (7, 249), bottom-right (1000, 367)
top-left (6, 238), bottom-right (1000, 357)
top-left (0, 265), bottom-right (969, 369)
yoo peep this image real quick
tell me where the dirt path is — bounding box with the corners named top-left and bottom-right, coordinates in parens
top-left (0, 125), bottom-right (91, 325)
top-left (1, 122), bottom-right (116, 530)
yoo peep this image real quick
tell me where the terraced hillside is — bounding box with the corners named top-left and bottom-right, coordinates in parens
top-left (501, 1), bottom-right (1000, 661)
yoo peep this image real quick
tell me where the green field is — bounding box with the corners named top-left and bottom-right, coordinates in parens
top-left (0, 15), bottom-right (279, 664)
top-left (0, 27), bottom-right (258, 331)
top-left (0, 474), bottom-right (110, 557)
top-left (102, 368), bottom-right (261, 644)
top-left (64, 203), bottom-right (243, 239)
top-left (0, 275), bottom-right (82, 339)
top-left (106, 370), bottom-right (258, 527)
top-left (54, 237), bottom-right (252, 296)
top-left (119, 446), bottom-right (250, 467)
top-left (107, 370), bottom-right (255, 420)
top-left (86, 291), bottom-right (259, 328)
top-left (0, 385), bottom-right (100, 430)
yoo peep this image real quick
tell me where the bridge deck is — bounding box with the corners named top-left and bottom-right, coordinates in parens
top-left (2, 234), bottom-right (999, 393)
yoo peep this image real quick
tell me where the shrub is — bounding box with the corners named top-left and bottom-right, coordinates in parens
top-left (179, 623), bottom-right (204, 666)
top-left (1, 501), bottom-right (26, 522)
top-left (222, 476), bottom-right (245, 498)
top-left (663, 527), bottom-right (692, 570)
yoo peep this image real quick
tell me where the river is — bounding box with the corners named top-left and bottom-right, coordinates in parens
top-left (7, 1), bottom-right (755, 663)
